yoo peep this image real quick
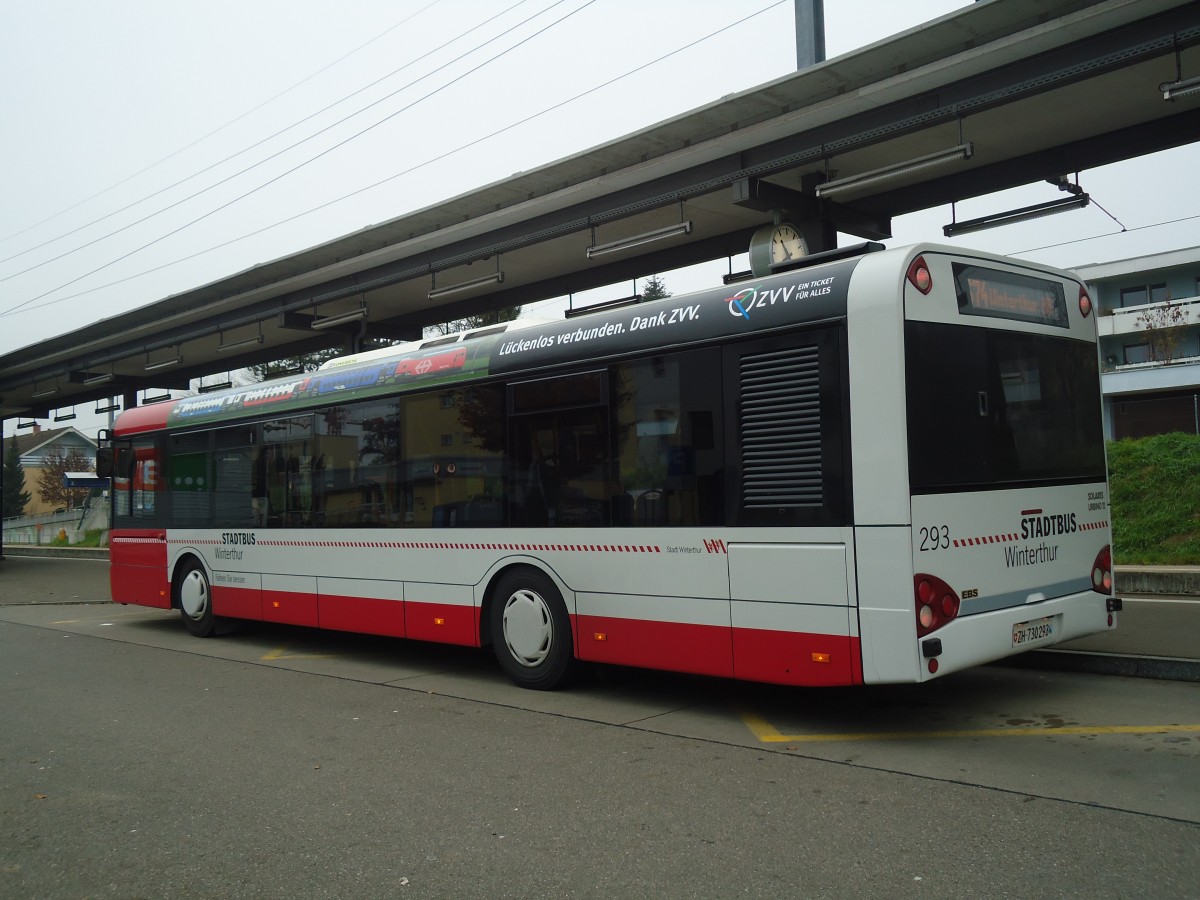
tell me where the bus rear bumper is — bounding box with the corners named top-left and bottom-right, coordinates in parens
top-left (920, 589), bottom-right (1117, 681)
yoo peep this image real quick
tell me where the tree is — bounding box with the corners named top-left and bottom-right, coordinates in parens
top-left (1135, 294), bottom-right (1188, 363)
top-left (248, 350), bottom-right (341, 382)
top-left (247, 337), bottom-right (408, 382)
top-left (641, 275), bottom-right (671, 302)
top-left (3, 437), bottom-right (32, 519)
top-left (36, 447), bottom-right (93, 510)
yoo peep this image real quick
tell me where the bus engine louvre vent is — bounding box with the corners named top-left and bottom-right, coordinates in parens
top-left (739, 345), bottom-right (823, 508)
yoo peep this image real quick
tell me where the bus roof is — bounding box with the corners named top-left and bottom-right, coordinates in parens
top-left (112, 242), bottom-right (1083, 437)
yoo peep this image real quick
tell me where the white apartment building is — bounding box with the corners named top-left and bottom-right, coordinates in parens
top-left (1074, 246), bottom-right (1200, 440)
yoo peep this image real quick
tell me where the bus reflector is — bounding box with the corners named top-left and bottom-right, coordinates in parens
top-left (1079, 287), bottom-right (1093, 318)
top-left (811, 652), bottom-right (831, 664)
top-left (906, 256), bottom-right (933, 294)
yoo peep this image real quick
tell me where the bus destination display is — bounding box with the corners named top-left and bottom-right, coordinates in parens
top-left (953, 263), bottom-right (1068, 328)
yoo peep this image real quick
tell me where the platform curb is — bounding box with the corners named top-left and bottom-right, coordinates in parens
top-left (1, 546), bottom-right (108, 560)
top-left (1000, 649), bottom-right (1200, 682)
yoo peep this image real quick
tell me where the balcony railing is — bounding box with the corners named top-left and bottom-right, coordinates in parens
top-left (1098, 294), bottom-right (1200, 337)
top-left (1102, 353), bottom-right (1200, 374)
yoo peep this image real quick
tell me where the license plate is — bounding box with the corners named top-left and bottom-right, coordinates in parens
top-left (1012, 616), bottom-right (1056, 647)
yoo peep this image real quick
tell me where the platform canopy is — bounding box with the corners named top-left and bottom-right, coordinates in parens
top-left (2, 0), bottom-right (1198, 420)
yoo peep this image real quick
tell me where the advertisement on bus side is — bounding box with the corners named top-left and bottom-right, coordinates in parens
top-left (163, 257), bottom-right (860, 430)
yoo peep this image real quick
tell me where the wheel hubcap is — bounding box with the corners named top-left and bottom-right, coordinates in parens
top-left (502, 589), bottom-right (553, 667)
top-left (180, 570), bottom-right (209, 619)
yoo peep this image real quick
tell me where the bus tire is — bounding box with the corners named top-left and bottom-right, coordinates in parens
top-left (489, 569), bottom-right (576, 690)
top-left (176, 560), bottom-right (216, 638)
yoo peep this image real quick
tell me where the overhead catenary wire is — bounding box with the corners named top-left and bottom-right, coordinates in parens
top-left (1015, 213), bottom-right (1199, 256)
top-left (0, 0), bottom-right (565, 290)
top-left (0, 0), bottom-right (445, 251)
top-left (1, 0), bottom-right (789, 319)
top-left (0, 0), bottom-right (599, 319)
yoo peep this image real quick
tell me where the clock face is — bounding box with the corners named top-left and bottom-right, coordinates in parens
top-left (770, 224), bottom-right (805, 264)
top-left (748, 222), bottom-right (806, 276)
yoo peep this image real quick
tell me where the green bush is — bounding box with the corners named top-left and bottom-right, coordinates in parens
top-left (1108, 432), bottom-right (1200, 565)
top-left (45, 528), bottom-right (106, 548)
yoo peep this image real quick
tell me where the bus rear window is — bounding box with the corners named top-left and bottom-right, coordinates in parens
top-left (906, 322), bottom-right (1105, 491)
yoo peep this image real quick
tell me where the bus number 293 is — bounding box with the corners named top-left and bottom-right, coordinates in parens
top-left (919, 525), bottom-right (950, 551)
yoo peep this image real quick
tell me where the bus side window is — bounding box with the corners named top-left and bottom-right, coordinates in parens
top-left (612, 348), bottom-right (724, 527)
top-left (168, 431), bottom-right (212, 528)
top-left (112, 439), bottom-right (164, 526)
top-left (259, 416), bottom-right (315, 527)
top-left (131, 446), bottom-right (159, 517)
top-left (112, 447), bottom-right (135, 519)
top-left (213, 426), bottom-right (255, 528)
top-left (406, 385), bottom-right (504, 529)
top-left (507, 371), bottom-right (610, 529)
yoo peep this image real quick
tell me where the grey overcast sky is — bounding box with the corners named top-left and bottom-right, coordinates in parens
top-left (1, 1), bottom-right (1197, 375)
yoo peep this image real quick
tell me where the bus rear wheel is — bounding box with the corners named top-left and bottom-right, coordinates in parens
top-left (176, 560), bottom-right (216, 638)
top-left (490, 569), bottom-right (576, 690)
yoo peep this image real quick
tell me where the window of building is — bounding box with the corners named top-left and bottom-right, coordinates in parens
top-left (1123, 343), bottom-right (1151, 365)
top-left (1119, 283), bottom-right (1168, 308)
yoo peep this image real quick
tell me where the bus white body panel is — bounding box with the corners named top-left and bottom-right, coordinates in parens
top-left (106, 242), bottom-right (1116, 689)
top-left (847, 244), bottom-right (1113, 682)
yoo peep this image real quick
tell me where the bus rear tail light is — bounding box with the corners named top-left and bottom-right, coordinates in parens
top-left (906, 256), bottom-right (933, 294)
top-left (914, 574), bottom-right (960, 637)
top-left (1079, 286), bottom-right (1093, 318)
top-left (1091, 545), bottom-right (1113, 594)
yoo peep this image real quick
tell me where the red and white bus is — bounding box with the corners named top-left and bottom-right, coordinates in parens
top-left (99, 242), bottom-right (1119, 689)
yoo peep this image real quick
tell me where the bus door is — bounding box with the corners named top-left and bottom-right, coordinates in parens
top-left (106, 434), bottom-right (170, 609)
top-left (723, 330), bottom-right (858, 686)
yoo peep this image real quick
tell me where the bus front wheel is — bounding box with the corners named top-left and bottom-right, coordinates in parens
top-left (176, 561), bottom-right (216, 638)
top-left (489, 569), bottom-right (576, 690)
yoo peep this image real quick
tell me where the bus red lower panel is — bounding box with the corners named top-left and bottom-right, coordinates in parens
top-left (110, 564), bottom-right (170, 609)
top-left (732, 628), bottom-right (861, 686)
top-left (262, 588), bottom-right (318, 628)
top-left (211, 585), bottom-right (262, 621)
top-left (575, 615), bottom-right (734, 678)
top-left (319, 594), bottom-right (406, 639)
top-left (405, 600), bottom-right (476, 646)
top-left (109, 531), bottom-right (169, 609)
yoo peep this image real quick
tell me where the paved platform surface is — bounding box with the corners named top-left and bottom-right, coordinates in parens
top-left (2, 546), bottom-right (1197, 680)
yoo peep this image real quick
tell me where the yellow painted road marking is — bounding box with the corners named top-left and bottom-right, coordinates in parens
top-left (737, 708), bottom-right (1200, 743)
top-left (261, 645), bottom-right (335, 661)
